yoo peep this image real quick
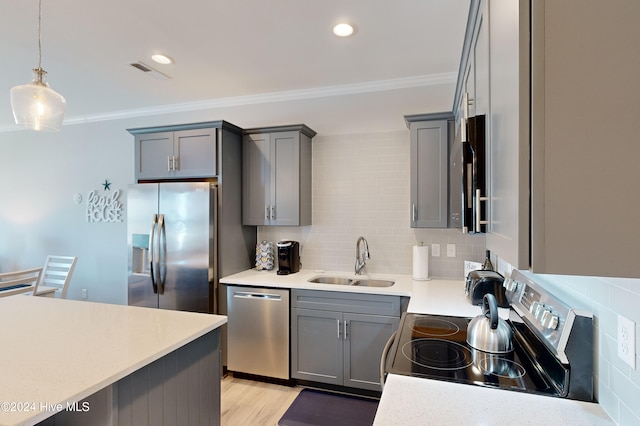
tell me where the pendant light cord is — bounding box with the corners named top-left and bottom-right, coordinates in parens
top-left (37, 0), bottom-right (42, 70)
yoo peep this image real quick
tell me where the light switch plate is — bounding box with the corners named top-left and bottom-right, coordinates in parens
top-left (431, 244), bottom-right (440, 257)
top-left (618, 314), bottom-right (636, 369)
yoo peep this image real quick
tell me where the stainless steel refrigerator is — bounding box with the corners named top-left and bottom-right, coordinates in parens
top-left (127, 182), bottom-right (217, 313)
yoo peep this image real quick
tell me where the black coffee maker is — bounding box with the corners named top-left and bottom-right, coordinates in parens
top-left (277, 241), bottom-right (300, 275)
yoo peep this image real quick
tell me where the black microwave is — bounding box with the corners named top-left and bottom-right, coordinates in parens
top-left (450, 114), bottom-right (486, 234)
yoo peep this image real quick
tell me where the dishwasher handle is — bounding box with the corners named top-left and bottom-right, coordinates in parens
top-left (232, 291), bottom-right (283, 301)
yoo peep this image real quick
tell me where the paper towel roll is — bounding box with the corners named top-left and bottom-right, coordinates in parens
top-left (412, 245), bottom-right (430, 281)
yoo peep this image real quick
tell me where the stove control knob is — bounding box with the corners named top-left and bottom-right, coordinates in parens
top-left (544, 313), bottom-right (560, 330)
top-left (541, 309), bottom-right (552, 324)
top-left (529, 301), bottom-right (540, 315)
top-left (504, 278), bottom-right (518, 292)
top-left (531, 302), bottom-right (545, 320)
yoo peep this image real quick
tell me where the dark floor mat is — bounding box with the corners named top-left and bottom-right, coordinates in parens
top-left (278, 388), bottom-right (379, 426)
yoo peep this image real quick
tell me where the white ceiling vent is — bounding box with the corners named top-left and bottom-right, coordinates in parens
top-left (129, 61), bottom-right (171, 80)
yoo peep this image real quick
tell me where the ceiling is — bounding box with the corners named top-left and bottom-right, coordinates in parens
top-left (0, 0), bottom-right (470, 134)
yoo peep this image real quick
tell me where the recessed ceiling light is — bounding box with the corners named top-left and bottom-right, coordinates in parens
top-left (333, 23), bottom-right (355, 37)
top-left (151, 54), bottom-right (174, 65)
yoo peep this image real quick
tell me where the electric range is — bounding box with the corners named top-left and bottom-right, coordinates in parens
top-left (385, 270), bottom-right (595, 402)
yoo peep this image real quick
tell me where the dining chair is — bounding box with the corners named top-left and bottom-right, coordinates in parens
top-left (0, 267), bottom-right (43, 295)
top-left (38, 255), bottom-right (78, 299)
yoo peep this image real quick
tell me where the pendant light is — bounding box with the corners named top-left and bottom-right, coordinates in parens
top-left (10, 0), bottom-right (66, 132)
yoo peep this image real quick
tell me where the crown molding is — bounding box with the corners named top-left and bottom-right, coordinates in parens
top-left (1, 72), bottom-right (456, 132)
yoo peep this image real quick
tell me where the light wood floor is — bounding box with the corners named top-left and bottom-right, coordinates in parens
top-left (221, 374), bottom-right (301, 426)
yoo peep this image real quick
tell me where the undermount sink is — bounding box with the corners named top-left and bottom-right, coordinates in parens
top-left (307, 276), bottom-right (395, 287)
top-left (308, 276), bottom-right (353, 285)
top-left (352, 279), bottom-right (395, 287)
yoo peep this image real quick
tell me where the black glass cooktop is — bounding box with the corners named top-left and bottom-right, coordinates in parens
top-left (386, 313), bottom-right (558, 396)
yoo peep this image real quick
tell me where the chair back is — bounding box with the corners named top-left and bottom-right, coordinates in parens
top-left (0, 268), bottom-right (43, 295)
top-left (40, 256), bottom-right (78, 299)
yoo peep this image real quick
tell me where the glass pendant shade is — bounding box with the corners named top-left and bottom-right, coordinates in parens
top-left (10, 68), bottom-right (66, 132)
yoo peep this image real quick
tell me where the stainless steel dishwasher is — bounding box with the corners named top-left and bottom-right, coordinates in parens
top-left (226, 285), bottom-right (290, 379)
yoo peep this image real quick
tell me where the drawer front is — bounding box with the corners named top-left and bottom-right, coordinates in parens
top-left (291, 289), bottom-right (401, 317)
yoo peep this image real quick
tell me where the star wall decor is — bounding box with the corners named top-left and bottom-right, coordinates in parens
top-left (102, 179), bottom-right (111, 190)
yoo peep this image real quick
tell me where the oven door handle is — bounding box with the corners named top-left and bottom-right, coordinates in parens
top-left (380, 330), bottom-right (397, 391)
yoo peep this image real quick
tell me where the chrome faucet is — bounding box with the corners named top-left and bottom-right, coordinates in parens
top-left (355, 236), bottom-right (370, 275)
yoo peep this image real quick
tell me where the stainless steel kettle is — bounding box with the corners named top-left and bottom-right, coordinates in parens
top-left (466, 293), bottom-right (513, 354)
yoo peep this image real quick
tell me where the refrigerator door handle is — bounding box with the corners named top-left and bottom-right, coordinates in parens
top-left (158, 214), bottom-right (166, 294)
top-left (149, 214), bottom-right (158, 294)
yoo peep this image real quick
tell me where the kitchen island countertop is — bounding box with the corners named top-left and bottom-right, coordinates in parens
top-left (0, 296), bottom-right (226, 426)
top-left (221, 268), bottom-right (613, 425)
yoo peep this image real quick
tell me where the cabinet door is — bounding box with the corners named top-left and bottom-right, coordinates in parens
top-left (485, 0), bottom-right (530, 269)
top-left (410, 120), bottom-right (448, 228)
top-left (291, 308), bottom-right (343, 385)
top-left (472, 0), bottom-right (489, 117)
top-left (343, 313), bottom-right (399, 391)
top-left (135, 132), bottom-right (174, 180)
top-left (271, 131), bottom-right (300, 226)
top-left (172, 128), bottom-right (217, 178)
top-left (529, 0), bottom-right (640, 277)
top-left (242, 133), bottom-right (271, 226)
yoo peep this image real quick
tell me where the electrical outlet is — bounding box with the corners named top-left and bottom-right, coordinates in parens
top-left (82, 288), bottom-right (88, 300)
top-left (618, 314), bottom-right (636, 369)
top-left (464, 261), bottom-right (483, 278)
top-left (431, 244), bottom-right (440, 257)
top-left (446, 244), bottom-right (456, 257)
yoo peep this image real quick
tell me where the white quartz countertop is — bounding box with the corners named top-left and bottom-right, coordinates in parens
top-left (0, 296), bottom-right (226, 426)
top-left (221, 268), bottom-right (508, 318)
top-left (221, 268), bottom-right (415, 296)
top-left (375, 374), bottom-right (613, 426)
top-left (221, 268), bottom-right (612, 425)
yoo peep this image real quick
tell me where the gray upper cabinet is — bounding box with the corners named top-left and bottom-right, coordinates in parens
top-left (242, 125), bottom-right (315, 226)
top-left (528, 0), bottom-right (640, 277)
top-left (128, 122), bottom-right (246, 182)
top-left (455, 0), bottom-right (489, 135)
top-left (406, 113), bottom-right (452, 228)
top-left (459, 0), bottom-right (640, 278)
top-left (484, 0), bottom-right (530, 270)
top-left (131, 127), bottom-right (217, 180)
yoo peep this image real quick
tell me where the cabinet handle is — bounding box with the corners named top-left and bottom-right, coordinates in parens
top-left (167, 156), bottom-right (172, 172)
top-left (337, 320), bottom-right (341, 339)
top-left (265, 205), bottom-right (270, 221)
top-left (412, 204), bottom-right (417, 223)
top-left (344, 321), bottom-right (348, 340)
top-left (173, 155), bottom-right (178, 171)
top-left (271, 205), bottom-right (275, 220)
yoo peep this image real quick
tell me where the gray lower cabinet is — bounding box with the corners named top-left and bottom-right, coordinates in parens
top-left (405, 113), bottom-right (453, 228)
top-left (291, 290), bottom-right (401, 391)
top-left (242, 125), bottom-right (315, 226)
